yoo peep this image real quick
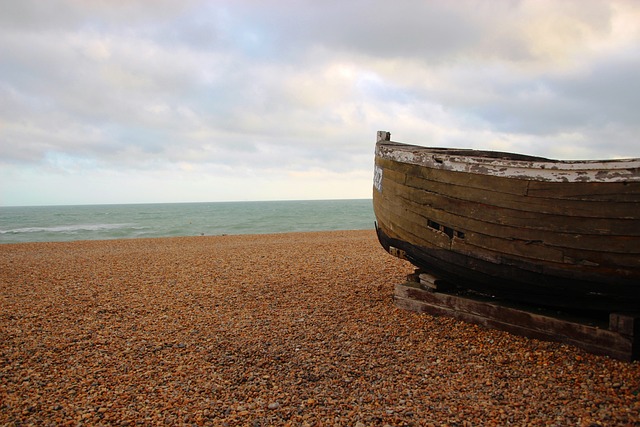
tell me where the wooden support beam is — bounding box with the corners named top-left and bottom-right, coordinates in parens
top-left (395, 281), bottom-right (639, 361)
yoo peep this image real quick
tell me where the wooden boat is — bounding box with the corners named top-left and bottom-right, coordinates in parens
top-left (373, 131), bottom-right (640, 312)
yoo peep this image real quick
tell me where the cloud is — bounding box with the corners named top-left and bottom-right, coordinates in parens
top-left (1, 0), bottom-right (639, 205)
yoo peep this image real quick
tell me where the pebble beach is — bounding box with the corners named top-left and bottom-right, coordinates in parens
top-left (1, 230), bottom-right (639, 426)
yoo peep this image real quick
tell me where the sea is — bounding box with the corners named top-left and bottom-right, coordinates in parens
top-left (0, 199), bottom-right (376, 244)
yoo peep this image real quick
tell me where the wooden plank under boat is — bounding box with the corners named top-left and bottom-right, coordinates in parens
top-left (373, 131), bottom-right (640, 312)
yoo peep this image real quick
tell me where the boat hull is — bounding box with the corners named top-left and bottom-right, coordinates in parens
top-left (373, 132), bottom-right (640, 312)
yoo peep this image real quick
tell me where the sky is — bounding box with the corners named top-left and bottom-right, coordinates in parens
top-left (1, 0), bottom-right (639, 206)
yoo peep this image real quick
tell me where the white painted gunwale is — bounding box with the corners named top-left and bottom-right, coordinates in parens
top-left (375, 138), bottom-right (640, 183)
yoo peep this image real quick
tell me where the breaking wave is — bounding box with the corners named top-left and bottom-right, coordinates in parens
top-left (0, 223), bottom-right (134, 235)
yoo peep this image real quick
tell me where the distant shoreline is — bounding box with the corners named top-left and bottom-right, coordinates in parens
top-left (0, 228), bottom-right (374, 246)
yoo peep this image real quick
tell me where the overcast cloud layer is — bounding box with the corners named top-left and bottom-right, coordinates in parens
top-left (1, 0), bottom-right (639, 206)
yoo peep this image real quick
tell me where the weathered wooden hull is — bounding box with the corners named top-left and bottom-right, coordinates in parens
top-left (373, 131), bottom-right (640, 312)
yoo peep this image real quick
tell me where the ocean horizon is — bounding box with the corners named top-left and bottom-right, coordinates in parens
top-left (0, 199), bottom-right (376, 244)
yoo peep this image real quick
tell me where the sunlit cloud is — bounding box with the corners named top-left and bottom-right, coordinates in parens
top-left (1, 0), bottom-right (639, 206)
